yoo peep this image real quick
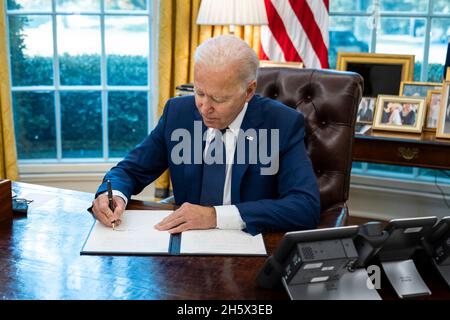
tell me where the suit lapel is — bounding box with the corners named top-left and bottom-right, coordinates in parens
top-left (183, 107), bottom-right (207, 204)
top-left (231, 96), bottom-right (264, 203)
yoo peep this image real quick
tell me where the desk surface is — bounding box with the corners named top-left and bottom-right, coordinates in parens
top-left (1, 182), bottom-right (449, 300)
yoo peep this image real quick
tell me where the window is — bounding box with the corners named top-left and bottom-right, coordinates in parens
top-left (329, 0), bottom-right (449, 82)
top-left (329, 0), bottom-right (450, 186)
top-left (6, 0), bottom-right (155, 161)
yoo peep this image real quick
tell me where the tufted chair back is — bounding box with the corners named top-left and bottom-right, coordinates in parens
top-left (256, 68), bottom-right (363, 227)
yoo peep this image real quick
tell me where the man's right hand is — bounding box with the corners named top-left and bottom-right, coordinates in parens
top-left (91, 194), bottom-right (126, 228)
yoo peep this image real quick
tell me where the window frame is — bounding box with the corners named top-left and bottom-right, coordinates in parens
top-left (330, 0), bottom-right (450, 81)
top-left (5, 0), bottom-right (159, 164)
top-left (331, 0), bottom-right (450, 185)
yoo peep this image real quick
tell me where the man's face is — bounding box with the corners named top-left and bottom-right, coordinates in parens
top-left (193, 63), bottom-right (256, 130)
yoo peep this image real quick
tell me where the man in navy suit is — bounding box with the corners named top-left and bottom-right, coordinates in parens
top-left (91, 35), bottom-right (320, 235)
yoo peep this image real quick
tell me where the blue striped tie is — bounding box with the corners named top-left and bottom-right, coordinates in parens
top-left (199, 128), bottom-right (227, 206)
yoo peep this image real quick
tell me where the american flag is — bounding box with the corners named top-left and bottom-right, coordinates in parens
top-left (260, 0), bottom-right (329, 69)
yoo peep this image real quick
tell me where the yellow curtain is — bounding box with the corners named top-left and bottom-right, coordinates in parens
top-left (0, 4), bottom-right (19, 180)
top-left (155, 0), bottom-right (261, 199)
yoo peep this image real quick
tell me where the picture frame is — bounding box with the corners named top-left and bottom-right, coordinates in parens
top-left (446, 67), bottom-right (450, 81)
top-left (355, 123), bottom-right (372, 135)
top-left (436, 81), bottom-right (450, 139)
top-left (372, 95), bottom-right (426, 134)
top-left (259, 60), bottom-right (304, 68)
top-left (423, 89), bottom-right (442, 132)
top-left (356, 97), bottom-right (376, 124)
top-left (399, 81), bottom-right (442, 97)
top-left (336, 52), bottom-right (415, 97)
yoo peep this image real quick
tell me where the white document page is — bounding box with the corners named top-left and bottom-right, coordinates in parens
top-left (82, 210), bottom-right (173, 254)
top-left (180, 229), bottom-right (267, 256)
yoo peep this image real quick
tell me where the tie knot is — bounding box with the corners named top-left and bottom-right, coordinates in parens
top-left (219, 127), bottom-right (228, 134)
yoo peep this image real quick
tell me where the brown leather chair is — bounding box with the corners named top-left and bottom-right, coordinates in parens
top-left (256, 67), bottom-right (363, 228)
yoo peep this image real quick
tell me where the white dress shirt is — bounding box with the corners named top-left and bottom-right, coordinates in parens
top-left (110, 102), bottom-right (249, 230)
top-left (203, 102), bottom-right (248, 230)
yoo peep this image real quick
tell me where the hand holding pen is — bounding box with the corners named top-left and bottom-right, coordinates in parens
top-left (90, 180), bottom-right (126, 229)
top-left (107, 180), bottom-right (116, 230)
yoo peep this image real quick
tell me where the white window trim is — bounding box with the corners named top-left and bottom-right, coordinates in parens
top-left (351, 174), bottom-right (450, 200)
top-left (330, 1), bottom-right (450, 80)
top-left (18, 162), bottom-right (450, 195)
top-left (6, 0), bottom-right (159, 163)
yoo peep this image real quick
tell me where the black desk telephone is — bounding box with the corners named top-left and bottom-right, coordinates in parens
top-left (256, 216), bottom-right (449, 300)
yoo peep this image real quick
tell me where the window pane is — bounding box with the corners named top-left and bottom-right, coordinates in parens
top-left (433, 0), bottom-right (450, 13)
top-left (329, 16), bottom-right (371, 69)
top-left (60, 91), bottom-right (102, 158)
top-left (9, 15), bottom-right (53, 86)
top-left (12, 91), bottom-right (56, 159)
top-left (56, 0), bottom-right (100, 11)
top-left (57, 15), bottom-right (101, 85)
top-left (106, 0), bottom-right (146, 10)
top-left (428, 18), bottom-right (450, 82)
top-left (376, 17), bottom-right (425, 81)
top-left (367, 163), bottom-right (414, 175)
top-left (330, 0), bottom-right (373, 12)
top-left (7, 0), bottom-right (51, 11)
top-left (380, 0), bottom-right (428, 13)
top-left (418, 169), bottom-right (450, 183)
top-left (108, 91), bottom-right (148, 158)
top-left (352, 162), bottom-right (364, 170)
top-left (105, 16), bottom-right (148, 86)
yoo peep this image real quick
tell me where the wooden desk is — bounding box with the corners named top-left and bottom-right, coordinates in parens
top-left (353, 130), bottom-right (450, 170)
top-left (0, 182), bottom-right (449, 299)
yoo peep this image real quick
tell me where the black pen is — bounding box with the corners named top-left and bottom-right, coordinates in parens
top-left (107, 179), bottom-right (116, 230)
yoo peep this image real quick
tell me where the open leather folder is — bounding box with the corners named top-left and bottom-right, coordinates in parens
top-left (81, 210), bottom-right (267, 256)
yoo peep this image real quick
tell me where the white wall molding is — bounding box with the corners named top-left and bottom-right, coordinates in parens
top-left (18, 163), bottom-right (156, 201)
top-left (19, 162), bottom-right (118, 174)
top-left (349, 175), bottom-right (450, 221)
top-left (18, 164), bottom-right (450, 218)
top-left (351, 174), bottom-right (450, 196)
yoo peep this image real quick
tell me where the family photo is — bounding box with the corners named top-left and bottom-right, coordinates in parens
top-left (436, 82), bottom-right (450, 138)
top-left (400, 81), bottom-right (442, 97)
top-left (425, 90), bottom-right (442, 130)
top-left (381, 102), bottom-right (418, 126)
top-left (373, 95), bottom-right (426, 133)
top-left (444, 93), bottom-right (450, 134)
top-left (356, 97), bottom-right (376, 123)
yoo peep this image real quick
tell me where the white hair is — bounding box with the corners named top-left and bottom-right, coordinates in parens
top-left (194, 35), bottom-right (259, 87)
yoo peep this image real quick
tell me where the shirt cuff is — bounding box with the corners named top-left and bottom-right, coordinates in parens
top-left (101, 190), bottom-right (128, 205)
top-left (214, 205), bottom-right (246, 230)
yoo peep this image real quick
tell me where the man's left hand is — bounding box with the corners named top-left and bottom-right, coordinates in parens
top-left (154, 202), bottom-right (217, 233)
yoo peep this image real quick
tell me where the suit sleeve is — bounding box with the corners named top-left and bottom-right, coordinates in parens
top-left (95, 100), bottom-right (171, 199)
top-left (235, 113), bottom-right (321, 235)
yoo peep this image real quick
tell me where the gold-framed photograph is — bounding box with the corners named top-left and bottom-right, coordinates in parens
top-left (424, 89), bottom-right (442, 131)
top-left (436, 81), bottom-right (450, 139)
top-left (399, 81), bottom-right (442, 97)
top-left (336, 52), bottom-right (415, 97)
top-left (356, 97), bottom-right (376, 124)
top-left (372, 95), bottom-right (426, 134)
top-left (259, 60), bottom-right (304, 68)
